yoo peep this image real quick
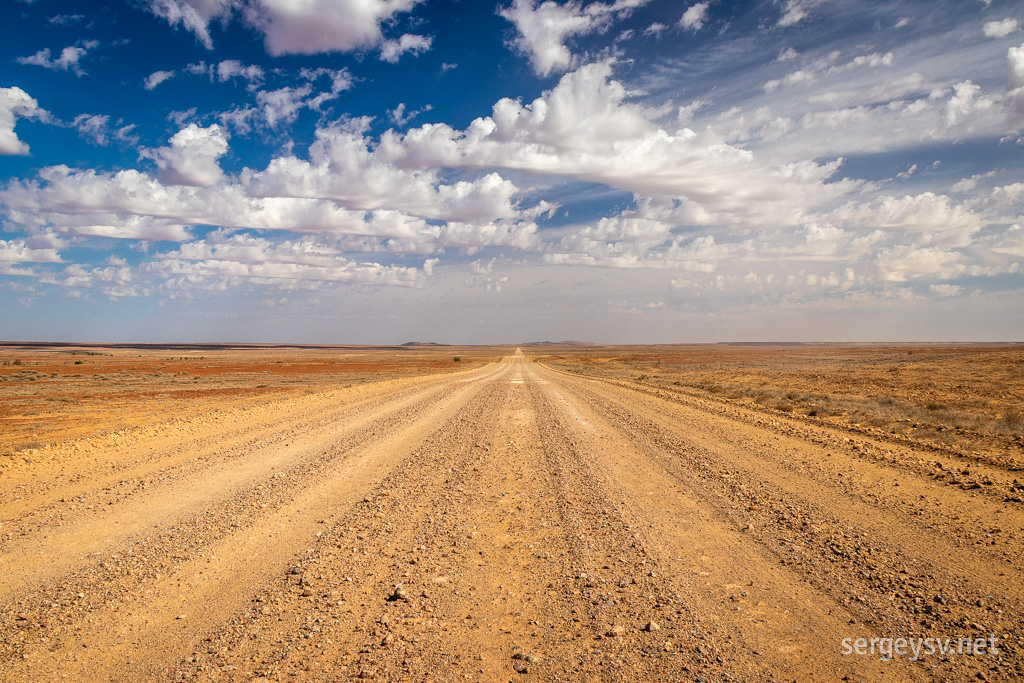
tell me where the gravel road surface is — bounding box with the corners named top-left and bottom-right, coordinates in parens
top-left (2, 350), bottom-right (1020, 681)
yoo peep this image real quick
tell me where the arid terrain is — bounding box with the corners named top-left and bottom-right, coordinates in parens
top-left (1, 342), bottom-right (1022, 682)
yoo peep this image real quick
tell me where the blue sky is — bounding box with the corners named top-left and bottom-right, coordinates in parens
top-left (1, 0), bottom-right (1022, 343)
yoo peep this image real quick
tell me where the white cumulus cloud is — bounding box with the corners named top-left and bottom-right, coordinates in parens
top-left (378, 61), bottom-right (851, 227)
top-left (379, 34), bottom-right (433, 63)
top-left (255, 86), bottom-right (312, 127)
top-left (680, 2), bottom-right (709, 31)
top-left (144, 70), bottom-right (176, 89)
top-left (216, 59), bottom-right (264, 83)
top-left (142, 123), bottom-right (230, 187)
top-left (1008, 42), bottom-right (1024, 123)
top-left (777, 0), bottom-right (822, 27)
top-left (984, 18), bottom-right (1019, 38)
top-left (144, 0), bottom-right (235, 49)
top-left (0, 87), bottom-right (46, 156)
top-left (72, 114), bottom-right (111, 146)
top-left (17, 44), bottom-right (95, 76)
top-left (499, 0), bottom-right (649, 76)
top-left (145, 0), bottom-right (428, 55)
top-left (0, 238), bottom-right (63, 265)
top-left (254, 0), bottom-right (427, 56)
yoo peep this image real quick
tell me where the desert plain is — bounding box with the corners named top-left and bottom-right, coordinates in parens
top-left (1, 342), bottom-right (1023, 682)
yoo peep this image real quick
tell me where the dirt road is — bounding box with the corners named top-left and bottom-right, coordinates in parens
top-left (1, 350), bottom-right (1021, 681)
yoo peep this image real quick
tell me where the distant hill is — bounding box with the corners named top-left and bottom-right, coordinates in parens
top-left (519, 340), bottom-right (602, 347)
top-left (401, 341), bottom-right (450, 347)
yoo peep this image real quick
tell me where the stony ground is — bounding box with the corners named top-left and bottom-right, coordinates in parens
top-left (1, 348), bottom-right (1022, 681)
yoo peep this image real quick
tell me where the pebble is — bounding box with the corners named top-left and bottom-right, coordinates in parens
top-left (388, 585), bottom-right (410, 602)
top-left (644, 620), bottom-right (660, 632)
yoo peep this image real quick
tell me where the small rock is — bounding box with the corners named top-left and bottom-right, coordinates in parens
top-left (176, 614), bottom-right (186, 620)
top-left (388, 585), bottom-right (410, 602)
top-left (512, 652), bottom-right (540, 663)
top-left (606, 624), bottom-right (625, 637)
top-left (512, 661), bottom-right (528, 674)
top-left (301, 589), bottom-right (313, 597)
top-left (289, 567), bottom-right (302, 576)
top-left (643, 620), bottom-right (660, 632)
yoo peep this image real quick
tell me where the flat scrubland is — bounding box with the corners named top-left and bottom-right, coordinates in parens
top-left (0, 343), bottom-right (500, 456)
top-left (537, 344), bottom-right (1024, 472)
top-left (1, 343), bottom-right (1022, 682)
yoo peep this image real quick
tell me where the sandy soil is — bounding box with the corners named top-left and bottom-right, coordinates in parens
top-left (1, 346), bottom-right (1021, 681)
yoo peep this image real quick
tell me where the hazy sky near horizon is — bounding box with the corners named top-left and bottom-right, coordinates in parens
top-left (1, 0), bottom-right (1023, 343)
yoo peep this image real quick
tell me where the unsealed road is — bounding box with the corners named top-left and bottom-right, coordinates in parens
top-left (1, 350), bottom-right (1021, 681)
